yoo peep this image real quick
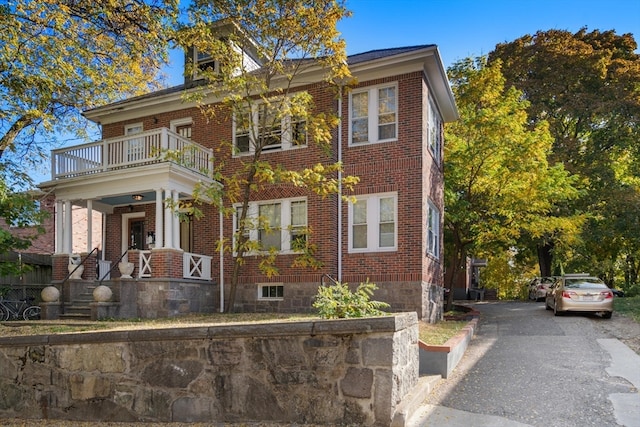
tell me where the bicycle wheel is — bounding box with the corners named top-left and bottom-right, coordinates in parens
top-left (0, 304), bottom-right (9, 321)
top-left (22, 306), bottom-right (41, 321)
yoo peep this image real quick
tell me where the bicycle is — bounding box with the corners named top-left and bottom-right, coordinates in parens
top-left (0, 296), bottom-right (41, 321)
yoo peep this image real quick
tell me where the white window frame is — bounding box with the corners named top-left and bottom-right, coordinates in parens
top-left (427, 200), bottom-right (440, 259)
top-left (170, 117), bottom-right (193, 139)
top-left (193, 47), bottom-right (219, 80)
top-left (349, 83), bottom-right (398, 146)
top-left (257, 283), bottom-right (284, 300)
top-left (232, 98), bottom-right (308, 156)
top-left (233, 197), bottom-right (308, 254)
top-left (348, 192), bottom-right (397, 253)
top-left (428, 97), bottom-right (442, 163)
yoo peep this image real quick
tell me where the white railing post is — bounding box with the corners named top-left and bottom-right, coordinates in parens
top-left (139, 250), bottom-right (152, 278)
top-left (161, 127), bottom-right (169, 151)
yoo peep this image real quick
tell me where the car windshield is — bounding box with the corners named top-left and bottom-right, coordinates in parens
top-left (565, 278), bottom-right (607, 289)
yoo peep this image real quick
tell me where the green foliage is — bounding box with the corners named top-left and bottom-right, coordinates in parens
top-left (614, 295), bottom-right (640, 323)
top-left (479, 250), bottom-right (537, 300)
top-left (489, 28), bottom-right (640, 284)
top-left (443, 56), bottom-right (577, 295)
top-left (175, 1), bottom-right (357, 312)
top-left (313, 280), bottom-right (390, 319)
top-left (0, 0), bottom-right (178, 179)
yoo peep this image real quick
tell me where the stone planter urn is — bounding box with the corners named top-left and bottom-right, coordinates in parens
top-left (68, 254), bottom-right (84, 279)
top-left (118, 261), bottom-right (134, 279)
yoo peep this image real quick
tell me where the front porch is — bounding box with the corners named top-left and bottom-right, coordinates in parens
top-left (38, 128), bottom-right (222, 319)
top-left (43, 249), bottom-right (218, 320)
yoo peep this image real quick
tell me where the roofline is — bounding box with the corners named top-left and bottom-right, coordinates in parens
top-left (84, 45), bottom-right (458, 124)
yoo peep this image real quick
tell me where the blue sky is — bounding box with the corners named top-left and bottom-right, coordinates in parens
top-left (31, 0), bottom-right (640, 184)
top-left (338, 0), bottom-right (640, 68)
top-left (164, 0), bottom-right (639, 85)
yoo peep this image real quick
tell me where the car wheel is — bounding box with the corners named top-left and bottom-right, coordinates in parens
top-left (602, 311), bottom-right (612, 319)
top-left (553, 304), bottom-right (563, 317)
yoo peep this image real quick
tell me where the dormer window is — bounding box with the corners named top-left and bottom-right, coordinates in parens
top-left (194, 48), bottom-right (219, 80)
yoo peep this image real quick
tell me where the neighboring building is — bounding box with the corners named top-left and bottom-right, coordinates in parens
top-left (38, 39), bottom-right (458, 320)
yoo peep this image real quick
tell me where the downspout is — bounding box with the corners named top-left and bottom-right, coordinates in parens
top-left (219, 210), bottom-right (224, 312)
top-left (337, 85), bottom-right (343, 282)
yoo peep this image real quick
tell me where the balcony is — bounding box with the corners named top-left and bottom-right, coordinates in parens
top-left (50, 128), bottom-right (213, 180)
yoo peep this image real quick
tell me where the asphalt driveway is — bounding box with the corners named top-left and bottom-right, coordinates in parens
top-left (410, 301), bottom-right (640, 427)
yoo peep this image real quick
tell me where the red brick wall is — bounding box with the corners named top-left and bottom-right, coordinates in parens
top-left (96, 69), bottom-right (445, 317)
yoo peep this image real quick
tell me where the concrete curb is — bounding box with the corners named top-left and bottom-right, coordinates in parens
top-left (391, 375), bottom-right (442, 427)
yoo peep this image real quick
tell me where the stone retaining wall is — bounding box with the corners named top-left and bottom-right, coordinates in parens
top-left (0, 313), bottom-right (418, 426)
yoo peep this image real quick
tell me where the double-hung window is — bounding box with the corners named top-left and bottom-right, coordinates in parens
top-left (427, 200), bottom-right (440, 258)
top-left (349, 83), bottom-right (397, 145)
top-left (349, 193), bottom-right (397, 252)
top-left (233, 198), bottom-right (307, 254)
top-left (233, 98), bottom-right (308, 155)
top-left (428, 98), bottom-right (442, 163)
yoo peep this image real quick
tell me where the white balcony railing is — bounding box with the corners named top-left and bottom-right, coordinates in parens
top-left (51, 128), bottom-right (214, 179)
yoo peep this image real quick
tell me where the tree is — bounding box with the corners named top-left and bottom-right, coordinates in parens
top-left (174, 0), bottom-right (358, 312)
top-left (488, 29), bottom-right (640, 281)
top-left (443, 56), bottom-right (578, 307)
top-left (0, 0), bottom-right (179, 187)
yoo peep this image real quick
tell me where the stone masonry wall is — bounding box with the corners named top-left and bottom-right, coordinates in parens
top-left (0, 313), bottom-right (418, 426)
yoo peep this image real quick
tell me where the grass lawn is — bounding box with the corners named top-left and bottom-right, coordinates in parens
top-left (418, 320), bottom-right (468, 345)
top-left (614, 295), bottom-right (640, 322)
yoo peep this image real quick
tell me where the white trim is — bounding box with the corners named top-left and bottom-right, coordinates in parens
top-left (170, 117), bottom-right (193, 133)
top-left (233, 197), bottom-right (307, 255)
top-left (427, 200), bottom-right (440, 259)
top-left (348, 82), bottom-right (398, 146)
top-left (232, 97), bottom-right (308, 156)
top-left (121, 211), bottom-right (145, 257)
top-left (348, 192), bottom-right (398, 253)
top-left (257, 283), bottom-right (284, 300)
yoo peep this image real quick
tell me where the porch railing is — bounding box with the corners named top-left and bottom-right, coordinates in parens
top-left (51, 128), bottom-right (214, 179)
top-left (183, 252), bottom-right (212, 280)
top-left (127, 251), bottom-right (211, 281)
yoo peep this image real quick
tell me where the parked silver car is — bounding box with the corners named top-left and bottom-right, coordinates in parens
top-left (528, 276), bottom-right (555, 302)
top-left (545, 274), bottom-right (613, 319)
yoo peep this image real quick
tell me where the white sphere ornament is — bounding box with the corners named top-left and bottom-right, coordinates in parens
top-left (93, 285), bottom-right (113, 302)
top-left (41, 286), bottom-right (60, 302)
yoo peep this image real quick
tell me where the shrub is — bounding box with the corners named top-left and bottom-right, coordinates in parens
top-left (313, 279), bottom-right (390, 319)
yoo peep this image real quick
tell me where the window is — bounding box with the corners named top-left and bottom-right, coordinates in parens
top-left (233, 198), bottom-right (307, 254)
top-left (193, 48), bottom-right (219, 80)
top-left (427, 201), bottom-right (440, 258)
top-left (233, 98), bottom-right (308, 155)
top-left (259, 202), bottom-right (282, 251)
top-left (349, 193), bottom-right (397, 252)
top-left (349, 83), bottom-right (397, 145)
top-left (258, 284), bottom-right (284, 300)
top-left (171, 118), bottom-right (193, 139)
top-left (290, 200), bottom-right (308, 250)
top-left (428, 98), bottom-right (442, 162)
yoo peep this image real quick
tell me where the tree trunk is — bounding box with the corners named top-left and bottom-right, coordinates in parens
top-left (537, 243), bottom-right (553, 276)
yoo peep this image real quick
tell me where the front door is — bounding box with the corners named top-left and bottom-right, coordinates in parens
top-left (129, 219), bottom-right (145, 250)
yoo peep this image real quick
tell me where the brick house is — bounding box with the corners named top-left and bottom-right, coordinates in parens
top-left (37, 42), bottom-right (458, 320)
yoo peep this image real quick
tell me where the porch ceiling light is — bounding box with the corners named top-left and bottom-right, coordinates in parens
top-left (132, 194), bottom-right (144, 201)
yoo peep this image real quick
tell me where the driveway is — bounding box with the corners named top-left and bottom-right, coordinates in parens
top-left (409, 301), bottom-right (640, 427)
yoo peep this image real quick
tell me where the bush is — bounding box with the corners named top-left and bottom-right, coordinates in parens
top-left (313, 279), bottom-right (390, 319)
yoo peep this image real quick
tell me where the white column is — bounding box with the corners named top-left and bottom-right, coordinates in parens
top-left (164, 189), bottom-right (173, 249)
top-left (155, 188), bottom-right (163, 249)
top-left (172, 190), bottom-right (180, 249)
top-left (55, 200), bottom-right (64, 253)
top-left (64, 200), bottom-right (72, 254)
top-left (86, 199), bottom-right (93, 253)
